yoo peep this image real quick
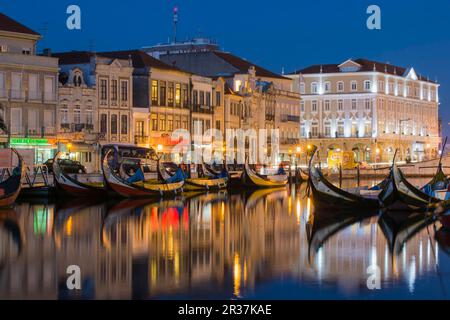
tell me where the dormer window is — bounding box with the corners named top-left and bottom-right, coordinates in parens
top-left (338, 59), bottom-right (362, 73)
top-left (74, 73), bottom-right (83, 87)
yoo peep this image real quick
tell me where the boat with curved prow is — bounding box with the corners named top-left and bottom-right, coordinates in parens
top-left (308, 151), bottom-right (380, 209)
top-left (102, 150), bottom-right (184, 198)
top-left (241, 160), bottom-right (288, 188)
top-left (378, 162), bottom-right (440, 211)
top-left (0, 149), bottom-right (25, 208)
top-left (53, 152), bottom-right (107, 197)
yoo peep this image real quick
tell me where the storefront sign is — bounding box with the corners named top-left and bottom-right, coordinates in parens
top-left (10, 138), bottom-right (50, 146)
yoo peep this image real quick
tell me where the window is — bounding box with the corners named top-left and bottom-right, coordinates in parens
top-left (299, 83), bottom-right (305, 94)
top-left (337, 81), bottom-right (344, 92)
top-left (10, 108), bottom-right (21, 134)
top-left (74, 73), bottom-right (82, 87)
top-left (136, 121), bottom-right (144, 136)
top-left (159, 115), bottom-right (166, 131)
top-left (389, 83), bottom-right (394, 94)
top-left (111, 80), bottom-right (118, 101)
top-left (159, 81), bottom-right (166, 106)
top-left (44, 76), bottom-right (55, 101)
top-left (167, 82), bottom-right (174, 106)
top-left (100, 79), bottom-right (108, 100)
top-left (311, 125), bottom-right (319, 137)
top-left (365, 99), bottom-right (371, 110)
top-left (0, 72), bottom-right (5, 97)
top-left (22, 48), bottom-right (31, 55)
top-left (324, 81), bottom-right (331, 92)
top-left (300, 101), bottom-right (305, 112)
top-left (324, 100), bottom-right (330, 111)
top-left (193, 90), bottom-right (198, 106)
top-left (111, 114), bottom-right (118, 134)
top-left (324, 123), bottom-right (331, 137)
top-left (152, 117), bottom-right (158, 131)
top-left (167, 116), bottom-right (173, 131)
top-left (312, 100), bottom-right (317, 112)
top-left (86, 109), bottom-right (93, 125)
top-left (27, 109), bottom-right (38, 133)
top-left (74, 106), bottom-right (81, 124)
top-left (352, 99), bottom-right (357, 110)
top-left (182, 84), bottom-right (189, 107)
top-left (338, 100), bottom-right (343, 111)
top-left (121, 81), bottom-right (128, 101)
top-left (206, 92), bottom-right (211, 107)
top-left (151, 80), bottom-right (158, 106)
top-left (100, 114), bottom-right (107, 134)
top-left (11, 73), bottom-right (22, 99)
top-left (121, 115), bottom-right (128, 134)
top-left (0, 45), bottom-right (8, 53)
top-left (28, 74), bottom-right (39, 100)
top-left (200, 91), bottom-right (205, 106)
top-left (311, 82), bottom-right (318, 94)
top-left (60, 106), bottom-right (69, 124)
top-left (338, 121), bottom-right (344, 136)
top-left (216, 91), bottom-right (221, 106)
top-left (216, 120), bottom-right (221, 130)
top-left (364, 80), bottom-right (371, 91)
top-left (175, 83), bottom-right (181, 107)
top-left (351, 81), bottom-right (357, 91)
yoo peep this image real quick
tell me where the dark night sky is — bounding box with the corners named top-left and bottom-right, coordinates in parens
top-left (2, 0), bottom-right (449, 134)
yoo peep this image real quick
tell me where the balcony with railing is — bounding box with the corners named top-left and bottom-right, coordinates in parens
top-left (192, 104), bottom-right (213, 114)
top-left (135, 135), bottom-right (149, 145)
top-left (281, 114), bottom-right (300, 123)
top-left (10, 89), bottom-right (25, 100)
top-left (280, 138), bottom-right (300, 145)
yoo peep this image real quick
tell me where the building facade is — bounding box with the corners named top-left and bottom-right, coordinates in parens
top-left (287, 59), bottom-right (440, 165)
top-left (53, 51), bottom-right (134, 171)
top-left (0, 13), bottom-right (58, 164)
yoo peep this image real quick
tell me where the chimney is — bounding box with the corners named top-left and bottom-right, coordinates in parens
top-left (43, 48), bottom-right (52, 57)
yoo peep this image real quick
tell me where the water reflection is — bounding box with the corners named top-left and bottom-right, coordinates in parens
top-left (0, 183), bottom-right (449, 299)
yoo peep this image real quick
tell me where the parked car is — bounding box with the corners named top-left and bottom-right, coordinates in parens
top-left (44, 158), bottom-right (87, 174)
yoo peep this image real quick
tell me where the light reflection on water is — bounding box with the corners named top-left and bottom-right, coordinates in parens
top-left (1, 177), bottom-right (450, 300)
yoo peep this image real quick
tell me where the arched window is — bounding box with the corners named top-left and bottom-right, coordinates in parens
top-left (73, 71), bottom-right (83, 87)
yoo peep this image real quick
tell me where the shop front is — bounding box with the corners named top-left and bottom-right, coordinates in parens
top-left (9, 137), bottom-right (57, 165)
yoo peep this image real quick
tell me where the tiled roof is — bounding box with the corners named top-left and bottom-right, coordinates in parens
top-left (213, 51), bottom-right (288, 80)
top-left (53, 50), bottom-right (182, 71)
top-left (99, 50), bottom-right (181, 71)
top-left (0, 12), bottom-right (40, 36)
top-left (289, 58), bottom-right (436, 83)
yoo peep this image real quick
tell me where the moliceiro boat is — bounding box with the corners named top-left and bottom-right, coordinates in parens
top-left (0, 149), bottom-right (25, 207)
top-left (241, 160), bottom-right (288, 188)
top-left (378, 163), bottom-right (440, 211)
top-left (308, 151), bottom-right (380, 209)
top-left (185, 163), bottom-right (228, 191)
top-left (53, 152), bottom-right (106, 197)
top-left (102, 150), bottom-right (184, 198)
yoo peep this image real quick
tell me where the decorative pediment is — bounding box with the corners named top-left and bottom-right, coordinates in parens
top-left (338, 59), bottom-right (362, 72)
top-left (403, 67), bottom-right (418, 81)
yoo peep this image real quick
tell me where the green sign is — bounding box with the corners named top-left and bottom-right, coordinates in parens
top-left (10, 138), bottom-right (49, 146)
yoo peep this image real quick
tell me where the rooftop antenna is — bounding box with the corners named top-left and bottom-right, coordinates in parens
top-left (173, 6), bottom-right (179, 43)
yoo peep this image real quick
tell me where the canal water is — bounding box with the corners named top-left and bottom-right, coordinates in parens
top-left (1, 178), bottom-right (450, 300)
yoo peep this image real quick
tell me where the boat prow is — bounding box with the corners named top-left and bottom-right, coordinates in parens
top-left (0, 149), bottom-right (25, 208)
top-left (241, 162), bottom-right (288, 188)
top-left (102, 150), bottom-right (184, 198)
top-left (53, 152), bottom-right (106, 197)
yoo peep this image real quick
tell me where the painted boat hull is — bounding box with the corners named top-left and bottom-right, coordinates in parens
top-left (241, 163), bottom-right (287, 188)
top-left (0, 149), bottom-right (25, 208)
top-left (53, 152), bottom-right (106, 197)
top-left (185, 177), bottom-right (228, 191)
top-left (102, 151), bottom-right (184, 198)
